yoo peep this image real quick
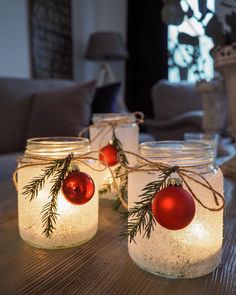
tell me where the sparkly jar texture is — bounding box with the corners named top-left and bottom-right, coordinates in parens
top-left (17, 137), bottom-right (99, 249)
top-left (128, 141), bottom-right (224, 278)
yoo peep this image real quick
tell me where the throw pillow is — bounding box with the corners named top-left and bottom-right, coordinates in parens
top-left (92, 82), bottom-right (121, 114)
top-left (27, 81), bottom-right (96, 139)
top-left (151, 80), bottom-right (202, 120)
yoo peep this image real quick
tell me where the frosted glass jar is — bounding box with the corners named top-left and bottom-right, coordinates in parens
top-left (89, 113), bottom-right (139, 195)
top-left (17, 137), bottom-right (99, 249)
top-left (128, 141), bottom-right (224, 278)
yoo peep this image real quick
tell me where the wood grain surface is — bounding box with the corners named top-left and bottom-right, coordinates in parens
top-left (0, 178), bottom-right (235, 295)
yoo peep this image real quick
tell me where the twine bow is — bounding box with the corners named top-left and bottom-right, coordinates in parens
top-left (13, 151), bottom-right (127, 208)
top-left (79, 112), bottom-right (144, 146)
top-left (117, 151), bottom-right (225, 211)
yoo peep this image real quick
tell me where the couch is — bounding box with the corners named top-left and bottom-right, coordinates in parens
top-left (144, 80), bottom-right (204, 140)
top-left (0, 77), bottom-right (154, 181)
top-left (0, 78), bottom-right (91, 179)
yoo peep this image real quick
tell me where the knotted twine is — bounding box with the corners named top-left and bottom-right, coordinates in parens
top-left (79, 112), bottom-right (144, 149)
top-left (116, 151), bottom-right (225, 212)
top-left (12, 112), bottom-right (145, 209)
top-left (13, 151), bottom-right (128, 209)
top-left (13, 128), bottom-right (224, 213)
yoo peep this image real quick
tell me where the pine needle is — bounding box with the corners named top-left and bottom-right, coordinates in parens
top-left (121, 168), bottom-right (173, 243)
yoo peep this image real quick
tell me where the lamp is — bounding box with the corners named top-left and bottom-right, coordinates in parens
top-left (85, 31), bottom-right (128, 85)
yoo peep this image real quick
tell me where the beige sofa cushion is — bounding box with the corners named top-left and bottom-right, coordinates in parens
top-left (0, 78), bottom-right (75, 153)
top-left (151, 80), bottom-right (202, 120)
top-left (27, 81), bottom-right (96, 138)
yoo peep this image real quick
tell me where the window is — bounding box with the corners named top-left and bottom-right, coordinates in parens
top-left (168, 0), bottom-right (215, 82)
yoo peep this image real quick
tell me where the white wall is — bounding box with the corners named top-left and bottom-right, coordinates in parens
top-left (0, 0), bottom-right (30, 78)
top-left (72, 0), bottom-right (127, 109)
top-left (0, 0), bottom-right (126, 84)
top-left (72, 0), bottom-right (127, 82)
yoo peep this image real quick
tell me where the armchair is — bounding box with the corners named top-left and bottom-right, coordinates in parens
top-left (144, 80), bottom-right (203, 140)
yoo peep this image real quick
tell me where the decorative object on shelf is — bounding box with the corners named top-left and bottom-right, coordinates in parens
top-left (123, 141), bottom-right (224, 278)
top-left (196, 78), bottom-right (228, 135)
top-left (15, 137), bottom-right (101, 249)
top-left (213, 44), bottom-right (236, 176)
top-left (85, 31), bottom-right (128, 86)
top-left (195, 78), bottom-right (229, 157)
top-left (89, 113), bottom-right (142, 205)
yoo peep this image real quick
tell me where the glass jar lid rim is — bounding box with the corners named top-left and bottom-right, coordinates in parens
top-left (27, 137), bottom-right (89, 145)
top-left (92, 113), bottom-right (135, 124)
top-left (140, 141), bottom-right (212, 152)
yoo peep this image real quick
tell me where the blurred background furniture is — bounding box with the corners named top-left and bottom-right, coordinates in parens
top-left (85, 31), bottom-right (128, 86)
top-left (85, 31), bottom-right (128, 113)
top-left (144, 80), bottom-right (204, 140)
top-left (0, 77), bottom-right (154, 181)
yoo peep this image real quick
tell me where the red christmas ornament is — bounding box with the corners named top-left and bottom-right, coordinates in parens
top-left (62, 171), bottom-right (95, 205)
top-left (99, 144), bottom-right (118, 167)
top-left (152, 185), bottom-right (195, 230)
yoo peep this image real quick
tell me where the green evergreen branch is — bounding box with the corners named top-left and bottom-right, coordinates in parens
top-left (22, 153), bottom-right (73, 238)
top-left (41, 155), bottom-right (73, 238)
top-left (22, 158), bottom-right (69, 201)
top-left (111, 129), bottom-right (129, 209)
top-left (99, 183), bottom-right (112, 195)
top-left (114, 168), bottom-right (128, 210)
top-left (99, 129), bottom-right (129, 210)
top-left (121, 168), bottom-right (173, 243)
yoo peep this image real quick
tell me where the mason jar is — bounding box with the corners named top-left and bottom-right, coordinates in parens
top-left (17, 137), bottom-right (99, 249)
top-left (90, 113), bottom-right (139, 163)
top-left (128, 141), bottom-right (224, 278)
top-left (89, 113), bottom-right (139, 197)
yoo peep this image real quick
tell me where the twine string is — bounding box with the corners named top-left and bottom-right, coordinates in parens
top-left (78, 112), bottom-right (144, 146)
top-left (13, 143), bottom-right (224, 212)
top-left (13, 151), bottom-right (127, 204)
top-left (117, 150), bottom-right (225, 212)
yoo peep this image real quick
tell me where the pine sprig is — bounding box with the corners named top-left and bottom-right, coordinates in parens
top-left (111, 130), bottom-right (129, 209)
top-left (99, 183), bottom-right (112, 195)
top-left (112, 130), bottom-right (128, 165)
top-left (41, 154), bottom-right (73, 238)
top-left (121, 168), bottom-right (173, 243)
top-left (22, 153), bottom-right (73, 238)
top-left (22, 158), bottom-right (70, 201)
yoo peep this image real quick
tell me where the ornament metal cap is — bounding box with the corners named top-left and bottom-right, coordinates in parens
top-left (167, 177), bottom-right (183, 187)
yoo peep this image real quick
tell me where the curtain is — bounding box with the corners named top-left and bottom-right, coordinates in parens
top-left (125, 0), bottom-right (168, 118)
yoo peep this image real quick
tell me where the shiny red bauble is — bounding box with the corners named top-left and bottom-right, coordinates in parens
top-left (99, 144), bottom-right (118, 167)
top-left (152, 186), bottom-right (195, 230)
top-left (62, 171), bottom-right (95, 205)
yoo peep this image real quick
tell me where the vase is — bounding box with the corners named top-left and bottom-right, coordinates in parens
top-left (213, 43), bottom-right (236, 176)
top-left (18, 137), bottom-right (99, 249)
top-left (196, 79), bottom-right (227, 134)
top-left (128, 141), bottom-right (224, 278)
top-left (196, 79), bottom-right (229, 157)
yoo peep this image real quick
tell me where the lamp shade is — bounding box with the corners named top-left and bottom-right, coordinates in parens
top-left (85, 32), bottom-right (128, 61)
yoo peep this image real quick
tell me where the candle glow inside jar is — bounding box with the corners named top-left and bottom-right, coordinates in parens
top-left (128, 141), bottom-right (224, 278)
top-left (18, 137), bottom-right (99, 249)
top-left (89, 113), bottom-right (139, 195)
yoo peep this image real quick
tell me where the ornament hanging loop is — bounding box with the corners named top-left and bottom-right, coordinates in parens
top-left (116, 150), bottom-right (225, 212)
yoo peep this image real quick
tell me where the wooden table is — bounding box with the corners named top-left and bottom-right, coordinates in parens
top-left (0, 177), bottom-right (236, 295)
